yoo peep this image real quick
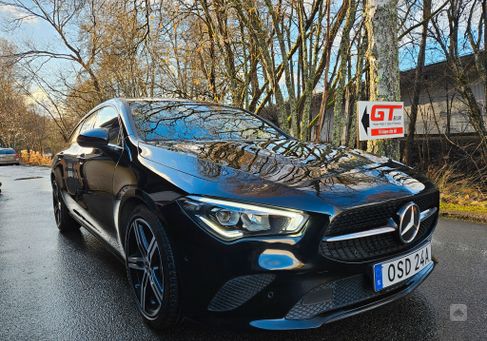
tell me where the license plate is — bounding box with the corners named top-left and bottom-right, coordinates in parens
top-left (373, 243), bottom-right (432, 292)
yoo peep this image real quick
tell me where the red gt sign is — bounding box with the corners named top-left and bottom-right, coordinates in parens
top-left (357, 101), bottom-right (405, 141)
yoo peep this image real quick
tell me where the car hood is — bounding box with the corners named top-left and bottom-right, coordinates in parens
top-left (138, 139), bottom-right (435, 215)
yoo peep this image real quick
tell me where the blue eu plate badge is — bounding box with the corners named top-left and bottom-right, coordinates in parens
top-left (374, 264), bottom-right (383, 291)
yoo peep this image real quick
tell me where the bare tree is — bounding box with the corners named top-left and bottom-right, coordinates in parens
top-left (365, 0), bottom-right (401, 159)
top-left (404, 0), bottom-right (432, 164)
top-left (430, 0), bottom-right (487, 160)
top-left (332, 0), bottom-right (358, 146)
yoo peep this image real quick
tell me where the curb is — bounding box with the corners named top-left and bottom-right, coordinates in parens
top-left (440, 211), bottom-right (487, 225)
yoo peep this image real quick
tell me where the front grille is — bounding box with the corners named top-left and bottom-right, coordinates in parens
top-left (320, 190), bottom-right (439, 262)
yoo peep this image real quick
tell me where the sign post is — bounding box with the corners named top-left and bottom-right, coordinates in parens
top-left (357, 101), bottom-right (405, 141)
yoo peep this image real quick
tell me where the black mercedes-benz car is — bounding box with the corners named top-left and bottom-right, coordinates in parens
top-left (51, 98), bottom-right (438, 330)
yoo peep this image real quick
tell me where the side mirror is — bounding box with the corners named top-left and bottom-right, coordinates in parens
top-left (77, 128), bottom-right (109, 148)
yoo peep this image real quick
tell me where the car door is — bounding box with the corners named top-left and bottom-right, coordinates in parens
top-left (78, 106), bottom-right (123, 245)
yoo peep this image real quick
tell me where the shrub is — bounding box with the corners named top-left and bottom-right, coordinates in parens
top-left (426, 162), bottom-right (487, 220)
top-left (19, 150), bottom-right (52, 166)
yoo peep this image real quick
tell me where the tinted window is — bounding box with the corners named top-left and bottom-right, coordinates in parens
top-left (94, 107), bottom-right (121, 146)
top-left (129, 101), bottom-right (286, 142)
top-left (79, 113), bottom-right (97, 134)
top-left (0, 149), bottom-right (15, 154)
top-left (68, 113), bottom-right (96, 145)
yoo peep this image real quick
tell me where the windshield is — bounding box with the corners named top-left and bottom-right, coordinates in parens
top-left (129, 101), bottom-right (286, 142)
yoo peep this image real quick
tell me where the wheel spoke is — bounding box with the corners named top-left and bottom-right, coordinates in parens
top-left (52, 185), bottom-right (62, 225)
top-left (140, 269), bottom-right (150, 312)
top-left (133, 220), bottom-right (148, 257)
top-left (147, 236), bottom-right (158, 262)
top-left (127, 256), bottom-right (145, 271)
top-left (149, 268), bottom-right (164, 304)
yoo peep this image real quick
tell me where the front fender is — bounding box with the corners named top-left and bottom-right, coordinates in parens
top-left (114, 185), bottom-right (185, 258)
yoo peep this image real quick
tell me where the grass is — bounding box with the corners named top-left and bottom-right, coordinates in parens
top-left (440, 200), bottom-right (487, 224)
top-left (441, 202), bottom-right (487, 214)
top-left (427, 164), bottom-right (487, 224)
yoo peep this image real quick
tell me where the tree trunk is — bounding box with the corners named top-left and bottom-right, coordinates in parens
top-left (315, 0), bottom-right (332, 142)
top-left (351, 27), bottom-right (367, 148)
top-left (344, 83), bottom-right (354, 146)
top-left (364, 0), bottom-right (401, 159)
top-left (445, 81), bottom-right (452, 136)
top-left (403, 0), bottom-right (431, 165)
top-left (332, 0), bottom-right (356, 146)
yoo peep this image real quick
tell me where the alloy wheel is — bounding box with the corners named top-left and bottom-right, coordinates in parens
top-left (52, 181), bottom-right (62, 227)
top-left (126, 218), bottom-right (165, 318)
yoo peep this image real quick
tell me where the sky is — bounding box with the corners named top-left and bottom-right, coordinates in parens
top-left (0, 3), bottom-right (75, 86)
top-left (0, 4), bottom-right (57, 49)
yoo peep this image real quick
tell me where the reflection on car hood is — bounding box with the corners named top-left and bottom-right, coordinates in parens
top-left (139, 139), bottom-right (433, 213)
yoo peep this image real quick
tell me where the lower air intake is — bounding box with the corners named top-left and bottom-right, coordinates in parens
top-left (208, 274), bottom-right (275, 312)
top-left (286, 275), bottom-right (381, 320)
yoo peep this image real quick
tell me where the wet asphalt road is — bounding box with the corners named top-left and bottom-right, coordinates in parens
top-left (0, 165), bottom-right (486, 340)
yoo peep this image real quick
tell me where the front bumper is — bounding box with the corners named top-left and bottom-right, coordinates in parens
top-left (158, 201), bottom-right (438, 330)
top-left (0, 159), bottom-right (19, 165)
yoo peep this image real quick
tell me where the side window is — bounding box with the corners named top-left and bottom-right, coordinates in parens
top-left (79, 113), bottom-right (97, 134)
top-left (94, 106), bottom-right (122, 146)
top-left (69, 113), bottom-right (96, 145)
top-left (69, 123), bottom-right (82, 144)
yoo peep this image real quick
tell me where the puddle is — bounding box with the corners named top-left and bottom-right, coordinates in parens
top-left (14, 176), bottom-right (44, 181)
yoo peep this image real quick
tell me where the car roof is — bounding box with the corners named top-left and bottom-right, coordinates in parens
top-left (121, 97), bottom-right (240, 111)
top-left (123, 97), bottom-right (191, 102)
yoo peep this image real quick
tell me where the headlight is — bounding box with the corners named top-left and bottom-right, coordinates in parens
top-left (179, 196), bottom-right (308, 241)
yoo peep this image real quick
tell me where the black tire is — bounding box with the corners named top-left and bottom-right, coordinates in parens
top-left (124, 205), bottom-right (181, 330)
top-left (51, 179), bottom-right (79, 232)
